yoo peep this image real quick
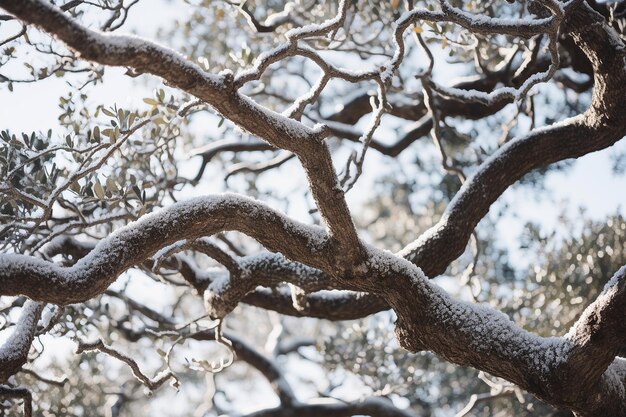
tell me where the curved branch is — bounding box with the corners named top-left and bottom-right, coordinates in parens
top-left (369, 247), bottom-right (626, 416)
top-left (225, 152), bottom-right (295, 180)
top-left (400, 2), bottom-right (626, 276)
top-left (244, 397), bottom-right (417, 417)
top-left (0, 385), bottom-right (32, 417)
top-left (191, 139), bottom-right (275, 183)
top-left (0, 301), bottom-right (43, 383)
top-left (191, 329), bottom-right (296, 405)
top-left (76, 339), bottom-right (177, 391)
top-left (228, 1), bottom-right (296, 34)
top-left (556, 266), bottom-right (626, 404)
top-left (0, 0), bottom-right (362, 267)
top-left (183, 250), bottom-right (382, 318)
top-left (0, 194), bottom-right (331, 305)
top-left (180, 248), bottom-right (387, 320)
top-left (44, 237), bottom-right (386, 321)
top-left (400, 118), bottom-right (625, 276)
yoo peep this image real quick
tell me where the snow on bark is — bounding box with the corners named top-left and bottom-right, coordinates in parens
top-left (0, 194), bottom-right (330, 304)
top-left (0, 301), bottom-right (43, 382)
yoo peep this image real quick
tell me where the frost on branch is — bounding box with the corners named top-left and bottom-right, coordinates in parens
top-left (1, 0), bottom-right (626, 415)
top-left (0, 301), bottom-right (43, 383)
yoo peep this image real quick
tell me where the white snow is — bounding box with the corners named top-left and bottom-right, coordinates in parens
top-left (0, 301), bottom-right (42, 362)
top-left (603, 265), bottom-right (626, 293)
top-left (35, 0), bottom-right (223, 87)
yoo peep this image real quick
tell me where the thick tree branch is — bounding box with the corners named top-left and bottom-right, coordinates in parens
top-left (0, 301), bottom-right (43, 383)
top-left (44, 237), bottom-right (386, 321)
top-left (243, 397), bottom-right (417, 417)
top-left (552, 266), bottom-right (626, 411)
top-left (400, 2), bottom-right (626, 277)
top-left (0, 195), bottom-right (333, 305)
top-left (0, 0), bottom-right (363, 268)
top-left (241, 288), bottom-right (388, 321)
top-left (367, 246), bottom-right (626, 416)
top-left (2, 1), bottom-right (626, 416)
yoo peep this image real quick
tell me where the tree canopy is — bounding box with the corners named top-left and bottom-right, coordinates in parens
top-left (0, 0), bottom-right (625, 416)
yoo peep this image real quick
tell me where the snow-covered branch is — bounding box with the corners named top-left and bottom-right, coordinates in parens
top-left (0, 0), bottom-right (363, 265)
top-left (371, 247), bottom-right (626, 415)
top-left (400, 2), bottom-right (626, 277)
top-left (0, 194), bottom-right (332, 305)
top-left (0, 301), bottom-right (43, 383)
top-left (2, 0), bottom-right (626, 415)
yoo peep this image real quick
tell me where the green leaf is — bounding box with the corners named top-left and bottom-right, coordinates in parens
top-left (106, 177), bottom-right (119, 192)
top-left (132, 185), bottom-right (142, 199)
top-left (69, 181), bottom-right (81, 195)
top-left (143, 98), bottom-right (159, 106)
top-left (102, 108), bottom-right (115, 117)
top-left (93, 179), bottom-right (105, 199)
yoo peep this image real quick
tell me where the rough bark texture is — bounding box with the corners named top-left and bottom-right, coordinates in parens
top-left (1, 0), bottom-right (626, 416)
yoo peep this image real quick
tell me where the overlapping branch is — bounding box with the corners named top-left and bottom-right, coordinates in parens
top-left (368, 249), bottom-right (626, 416)
top-left (191, 329), bottom-right (296, 405)
top-left (76, 338), bottom-right (178, 391)
top-left (0, 194), bottom-right (333, 305)
top-left (0, 385), bottom-right (32, 417)
top-left (399, 1), bottom-right (626, 277)
top-left (2, 0), bottom-right (626, 415)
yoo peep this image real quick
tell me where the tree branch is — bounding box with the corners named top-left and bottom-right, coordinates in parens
top-left (76, 338), bottom-right (178, 391)
top-left (44, 237), bottom-right (386, 321)
top-left (0, 385), bottom-right (32, 417)
top-left (243, 397), bottom-right (417, 417)
top-left (0, 301), bottom-right (43, 383)
top-left (0, 195), bottom-right (332, 305)
top-left (400, 2), bottom-right (626, 277)
top-left (0, 0), bottom-right (363, 267)
top-left (553, 266), bottom-right (626, 410)
top-left (191, 329), bottom-right (296, 405)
